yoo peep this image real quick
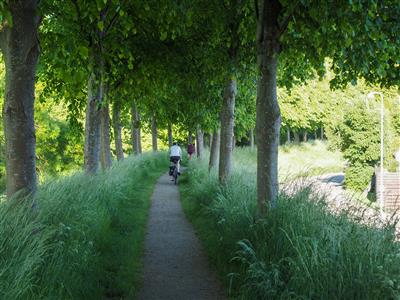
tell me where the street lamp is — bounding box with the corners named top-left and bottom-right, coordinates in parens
top-left (367, 91), bottom-right (384, 217)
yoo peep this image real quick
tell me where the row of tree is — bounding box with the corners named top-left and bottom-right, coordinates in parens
top-left (0, 0), bottom-right (399, 215)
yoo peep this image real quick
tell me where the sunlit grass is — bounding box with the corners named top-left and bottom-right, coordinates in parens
top-left (232, 140), bottom-right (345, 178)
top-left (180, 152), bottom-right (399, 299)
top-left (0, 152), bottom-right (168, 299)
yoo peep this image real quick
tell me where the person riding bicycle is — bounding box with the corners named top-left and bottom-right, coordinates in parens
top-left (169, 142), bottom-right (182, 175)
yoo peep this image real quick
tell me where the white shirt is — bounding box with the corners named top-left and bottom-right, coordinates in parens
top-left (170, 145), bottom-right (182, 157)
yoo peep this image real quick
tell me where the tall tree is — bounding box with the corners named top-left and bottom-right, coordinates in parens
top-left (219, 80), bottom-right (236, 182)
top-left (112, 101), bottom-right (124, 161)
top-left (100, 91), bottom-right (112, 169)
top-left (249, 128), bottom-right (255, 148)
top-left (196, 126), bottom-right (204, 159)
top-left (0, 1), bottom-right (40, 197)
top-left (40, 0), bottom-right (139, 173)
top-left (167, 122), bottom-right (173, 147)
top-left (131, 102), bottom-right (141, 155)
top-left (151, 113), bottom-right (158, 152)
top-left (209, 128), bottom-right (220, 170)
top-left (255, 0), bottom-right (400, 214)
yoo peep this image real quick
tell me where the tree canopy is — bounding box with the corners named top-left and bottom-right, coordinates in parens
top-left (0, 0), bottom-right (398, 212)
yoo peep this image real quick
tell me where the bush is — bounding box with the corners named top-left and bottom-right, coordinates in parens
top-left (345, 164), bottom-right (375, 191)
top-left (328, 100), bottom-right (398, 190)
top-left (0, 152), bottom-right (168, 299)
top-left (181, 160), bottom-right (400, 299)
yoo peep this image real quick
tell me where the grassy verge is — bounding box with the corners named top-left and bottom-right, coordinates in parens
top-left (180, 159), bottom-right (400, 299)
top-left (0, 152), bottom-right (168, 299)
top-left (232, 141), bottom-right (345, 178)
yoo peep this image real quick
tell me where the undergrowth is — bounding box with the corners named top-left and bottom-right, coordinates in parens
top-left (180, 159), bottom-right (400, 299)
top-left (0, 152), bottom-right (168, 299)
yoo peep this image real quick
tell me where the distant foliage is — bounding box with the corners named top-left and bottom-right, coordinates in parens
top-left (330, 100), bottom-right (398, 191)
top-left (35, 102), bottom-right (84, 179)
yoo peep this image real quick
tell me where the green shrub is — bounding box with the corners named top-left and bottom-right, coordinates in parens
top-left (0, 152), bottom-right (168, 299)
top-left (328, 100), bottom-right (398, 190)
top-left (345, 164), bottom-right (375, 191)
top-left (181, 160), bottom-right (400, 299)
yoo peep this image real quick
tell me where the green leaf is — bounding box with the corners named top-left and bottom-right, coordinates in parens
top-left (160, 32), bottom-right (167, 41)
top-left (97, 21), bottom-right (104, 32)
top-left (79, 46), bottom-right (89, 58)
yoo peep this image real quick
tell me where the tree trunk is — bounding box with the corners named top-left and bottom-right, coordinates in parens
top-left (203, 133), bottom-right (209, 149)
top-left (256, 0), bottom-right (282, 214)
top-left (286, 126), bottom-right (291, 144)
top-left (232, 135), bottom-right (236, 150)
top-left (250, 128), bottom-right (255, 148)
top-left (209, 133), bottom-right (213, 149)
top-left (130, 103), bottom-right (141, 155)
top-left (112, 101), bottom-right (124, 161)
top-left (209, 128), bottom-right (220, 171)
top-left (84, 67), bottom-right (103, 173)
top-left (303, 131), bottom-right (307, 142)
top-left (219, 78), bottom-right (236, 184)
top-left (196, 126), bottom-right (204, 159)
top-left (151, 114), bottom-right (158, 152)
top-left (100, 96), bottom-right (112, 169)
top-left (188, 130), bottom-right (193, 144)
top-left (168, 122), bottom-right (173, 147)
top-left (294, 131), bottom-right (300, 143)
top-left (0, 1), bottom-right (40, 197)
top-left (320, 127), bottom-right (324, 140)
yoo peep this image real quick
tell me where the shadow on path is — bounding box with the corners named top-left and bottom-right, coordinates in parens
top-left (320, 173), bottom-right (345, 186)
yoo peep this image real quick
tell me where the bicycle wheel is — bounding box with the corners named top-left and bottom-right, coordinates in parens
top-left (173, 168), bottom-right (178, 185)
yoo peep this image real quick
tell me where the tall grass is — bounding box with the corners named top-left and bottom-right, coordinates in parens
top-left (0, 152), bottom-right (168, 299)
top-left (180, 158), bottom-right (400, 299)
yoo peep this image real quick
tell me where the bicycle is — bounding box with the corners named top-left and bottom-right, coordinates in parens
top-left (169, 157), bottom-right (180, 185)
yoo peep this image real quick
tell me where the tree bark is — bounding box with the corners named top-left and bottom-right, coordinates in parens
top-left (196, 126), bottom-right (204, 159)
top-left (219, 78), bottom-right (236, 184)
top-left (232, 135), bottom-right (236, 150)
top-left (294, 131), bottom-right (300, 143)
top-left (320, 127), bottom-right (324, 140)
top-left (302, 131), bottom-right (308, 142)
top-left (84, 65), bottom-right (103, 173)
top-left (0, 1), bottom-right (40, 197)
top-left (250, 128), bottom-right (255, 148)
top-left (209, 128), bottom-right (220, 171)
top-left (168, 122), bottom-right (173, 147)
top-left (151, 114), bottom-right (158, 152)
top-left (112, 101), bottom-right (124, 161)
top-left (130, 103), bottom-right (141, 155)
top-left (100, 96), bottom-right (112, 169)
top-left (256, 0), bottom-right (282, 214)
top-left (188, 130), bottom-right (193, 144)
top-left (286, 126), bottom-right (291, 144)
top-left (84, 11), bottom-right (108, 174)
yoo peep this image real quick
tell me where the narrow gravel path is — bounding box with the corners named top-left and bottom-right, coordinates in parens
top-left (138, 173), bottom-right (226, 300)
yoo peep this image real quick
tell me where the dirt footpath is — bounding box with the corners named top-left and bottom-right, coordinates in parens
top-left (138, 173), bottom-right (226, 300)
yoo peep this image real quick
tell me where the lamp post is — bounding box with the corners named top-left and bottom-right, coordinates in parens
top-left (367, 91), bottom-right (384, 217)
